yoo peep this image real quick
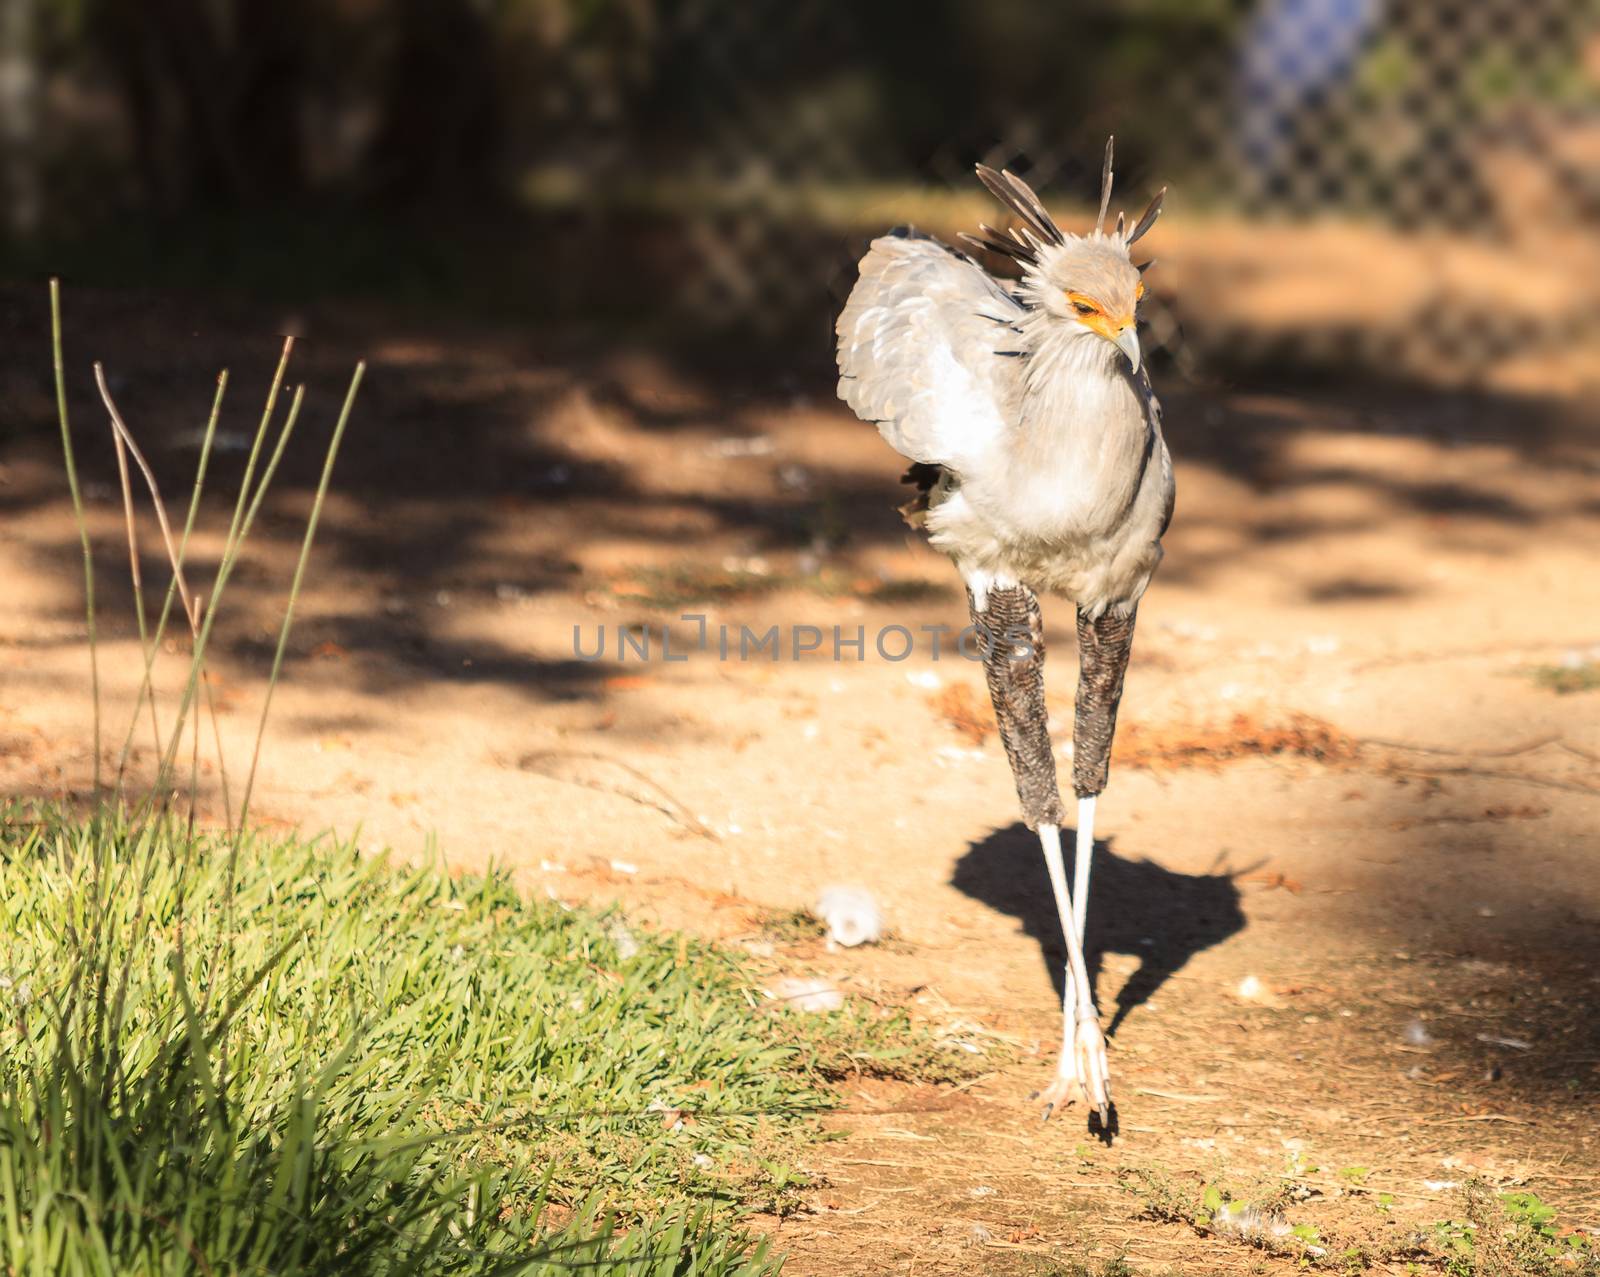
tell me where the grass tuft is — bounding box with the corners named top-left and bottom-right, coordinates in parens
top-left (0, 807), bottom-right (974, 1272)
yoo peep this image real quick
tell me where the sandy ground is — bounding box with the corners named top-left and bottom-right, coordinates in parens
top-left (3, 284), bottom-right (1600, 1273)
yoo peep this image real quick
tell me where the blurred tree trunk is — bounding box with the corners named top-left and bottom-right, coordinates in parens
top-left (369, 0), bottom-right (503, 203)
top-left (93, 0), bottom-right (309, 208)
top-left (1, 0), bottom-right (42, 235)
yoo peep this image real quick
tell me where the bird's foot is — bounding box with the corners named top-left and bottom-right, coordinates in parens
top-left (1032, 1010), bottom-right (1112, 1126)
top-left (1074, 1010), bottom-right (1112, 1127)
top-left (1032, 1066), bottom-right (1084, 1122)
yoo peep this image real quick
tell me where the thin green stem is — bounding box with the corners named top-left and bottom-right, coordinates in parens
top-left (112, 372), bottom-right (227, 802)
top-left (108, 402), bottom-right (164, 775)
top-left (152, 384), bottom-right (306, 800)
top-left (146, 338), bottom-right (294, 816)
top-left (236, 363), bottom-right (365, 833)
top-left (222, 339), bottom-right (295, 583)
top-left (96, 367), bottom-right (243, 830)
top-left (49, 279), bottom-right (101, 798)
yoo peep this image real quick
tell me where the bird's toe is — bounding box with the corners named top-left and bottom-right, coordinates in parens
top-left (1034, 1069), bottom-right (1086, 1121)
top-left (1073, 1014), bottom-right (1112, 1118)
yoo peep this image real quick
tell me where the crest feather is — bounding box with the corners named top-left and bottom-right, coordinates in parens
top-left (957, 223), bottom-right (1036, 265)
top-left (1095, 136), bottom-right (1114, 233)
top-left (1126, 187), bottom-right (1166, 246)
top-left (967, 140), bottom-right (1165, 287)
top-left (974, 163), bottom-right (1064, 248)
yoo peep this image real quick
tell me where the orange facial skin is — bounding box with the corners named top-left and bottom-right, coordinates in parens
top-left (1065, 285), bottom-right (1142, 342)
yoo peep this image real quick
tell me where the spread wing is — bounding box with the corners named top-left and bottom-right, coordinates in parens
top-left (835, 229), bottom-right (1025, 476)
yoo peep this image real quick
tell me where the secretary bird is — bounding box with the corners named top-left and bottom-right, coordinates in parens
top-left (835, 140), bottom-right (1171, 1126)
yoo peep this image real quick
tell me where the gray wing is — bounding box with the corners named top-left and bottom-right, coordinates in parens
top-left (835, 230), bottom-right (1025, 475)
top-left (1133, 363), bottom-right (1176, 537)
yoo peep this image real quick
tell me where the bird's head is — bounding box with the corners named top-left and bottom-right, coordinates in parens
top-left (1029, 239), bottom-right (1145, 372)
top-left (961, 138), bottom-right (1163, 374)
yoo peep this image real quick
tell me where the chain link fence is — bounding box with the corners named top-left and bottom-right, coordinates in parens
top-left (534, 0), bottom-right (1598, 392)
top-left (6, 0), bottom-right (1596, 391)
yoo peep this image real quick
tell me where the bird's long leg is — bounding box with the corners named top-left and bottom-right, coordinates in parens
top-left (1039, 821), bottom-right (1111, 1123)
top-left (1069, 603), bottom-right (1139, 978)
top-left (969, 582), bottom-right (1110, 1122)
top-left (1074, 795), bottom-right (1095, 945)
top-left (972, 583), bottom-right (1066, 833)
top-left (1071, 605), bottom-right (1137, 802)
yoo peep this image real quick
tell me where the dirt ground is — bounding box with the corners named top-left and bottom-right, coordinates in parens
top-left (3, 284), bottom-right (1600, 1274)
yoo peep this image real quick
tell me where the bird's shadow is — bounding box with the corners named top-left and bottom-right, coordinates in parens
top-left (951, 822), bottom-right (1247, 1037)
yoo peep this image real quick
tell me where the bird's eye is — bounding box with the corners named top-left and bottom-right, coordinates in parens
top-left (1072, 301), bottom-right (1097, 316)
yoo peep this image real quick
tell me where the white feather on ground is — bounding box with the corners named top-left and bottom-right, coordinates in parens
top-left (813, 884), bottom-right (884, 947)
top-left (1211, 1203), bottom-right (1294, 1244)
top-left (764, 977), bottom-right (844, 1013)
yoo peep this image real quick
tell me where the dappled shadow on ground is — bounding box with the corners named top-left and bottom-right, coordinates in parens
top-left (1146, 382), bottom-right (1599, 596)
top-left (4, 282), bottom-right (1598, 707)
top-left (950, 821), bottom-right (1247, 1036)
top-left (1343, 768), bottom-right (1600, 1106)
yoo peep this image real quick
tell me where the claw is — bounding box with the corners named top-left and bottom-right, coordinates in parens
top-left (1033, 1071), bottom-right (1084, 1122)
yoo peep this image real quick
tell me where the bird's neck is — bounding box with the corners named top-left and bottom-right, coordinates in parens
top-left (997, 320), bottom-right (1146, 535)
top-left (1016, 322), bottom-right (1130, 444)
top-left (1022, 321), bottom-right (1122, 395)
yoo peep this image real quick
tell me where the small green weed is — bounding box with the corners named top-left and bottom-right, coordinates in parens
top-left (1431, 1182), bottom-right (1598, 1277)
top-left (1527, 662), bottom-right (1600, 694)
top-left (1043, 1258), bottom-right (1139, 1277)
top-left (759, 906), bottom-right (829, 944)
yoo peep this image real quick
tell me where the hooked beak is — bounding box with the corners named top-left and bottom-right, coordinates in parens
top-left (1113, 325), bottom-right (1141, 374)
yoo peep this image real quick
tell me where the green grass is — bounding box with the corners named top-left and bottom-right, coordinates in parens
top-left (0, 807), bottom-right (972, 1275)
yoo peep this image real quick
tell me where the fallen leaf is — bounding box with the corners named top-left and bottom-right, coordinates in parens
top-left (1114, 712), bottom-right (1358, 771)
top-left (929, 684), bottom-right (995, 746)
